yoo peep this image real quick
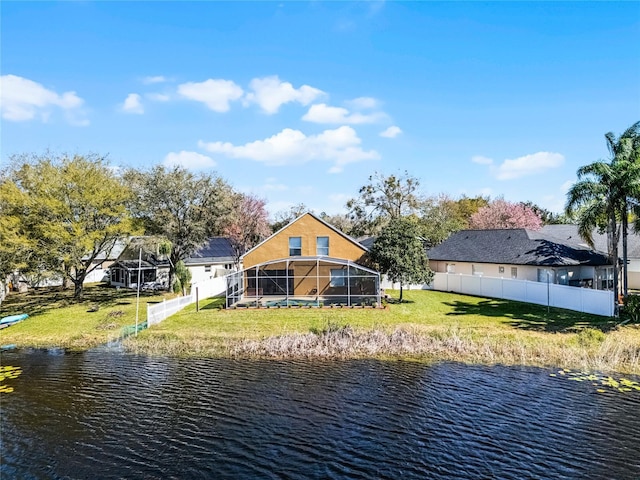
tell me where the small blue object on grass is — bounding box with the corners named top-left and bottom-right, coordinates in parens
top-left (0, 313), bottom-right (29, 326)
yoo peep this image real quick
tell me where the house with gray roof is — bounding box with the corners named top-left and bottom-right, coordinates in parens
top-left (427, 229), bottom-right (614, 290)
top-left (540, 224), bottom-right (640, 290)
top-left (184, 237), bottom-right (236, 283)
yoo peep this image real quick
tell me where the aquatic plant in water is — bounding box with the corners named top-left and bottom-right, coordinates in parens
top-left (0, 365), bottom-right (23, 393)
top-left (550, 368), bottom-right (640, 394)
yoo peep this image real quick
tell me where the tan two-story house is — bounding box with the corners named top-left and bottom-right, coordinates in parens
top-left (226, 212), bottom-right (381, 307)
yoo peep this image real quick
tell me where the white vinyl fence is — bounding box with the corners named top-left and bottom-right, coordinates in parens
top-left (147, 277), bottom-right (226, 326)
top-left (431, 273), bottom-right (614, 317)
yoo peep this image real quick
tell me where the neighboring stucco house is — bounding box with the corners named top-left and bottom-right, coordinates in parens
top-left (226, 212), bottom-right (381, 307)
top-left (184, 237), bottom-right (236, 284)
top-left (540, 224), bottom-right (640, 290)
top-left (427, 229), bottom-right (614, 290)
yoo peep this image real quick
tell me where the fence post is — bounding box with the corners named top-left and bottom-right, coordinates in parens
top-left (196, 287), bottom-right (199, 313)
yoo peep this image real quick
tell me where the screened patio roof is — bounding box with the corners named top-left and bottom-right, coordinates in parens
top-left (239, 256), bottom-right (379, 273)
top-left (225, 256), bottom-right (381, 308)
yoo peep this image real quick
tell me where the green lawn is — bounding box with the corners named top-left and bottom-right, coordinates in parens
top-left (0, 284), bottom-right (171, 349)
top-left (128, 290), bottom-right (640, 373)
top-left (2, 287), bottom-right (639, 373)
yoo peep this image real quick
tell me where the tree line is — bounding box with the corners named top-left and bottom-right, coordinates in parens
top-left (0, 153), bottom-right (271, 300)
top-left (275, 121), bottom-right (639, 302)
top-left (1, 120), bottom-right (637, 304)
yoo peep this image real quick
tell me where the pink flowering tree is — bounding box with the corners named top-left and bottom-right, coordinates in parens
top-left (469, 199), bottom-right (543, 230)
top-left (224, 194), bottom-right (272, 268)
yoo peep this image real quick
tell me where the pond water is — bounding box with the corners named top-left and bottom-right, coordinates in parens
top-left (1, 350), bottom-right (639, 479)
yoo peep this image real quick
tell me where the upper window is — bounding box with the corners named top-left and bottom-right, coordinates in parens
top-left (289, 237), bottom-right (302, 256)
top-left (205, 265), bottom-right (211, 273)
top-left (317, 236), bottom-right (329, 256)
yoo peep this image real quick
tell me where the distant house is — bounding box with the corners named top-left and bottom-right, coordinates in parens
top-left (540, 224), bottom-right (640, 290)
top-left (226, 212), bottom-right (381, 307)
top-left (109, 238), bottom-right (170, 289)
top-left (427, 229), bottom-right (614, 290)
top-left (82, 238), bottom-right (127, 284)
top-left (184, 237), bottom-right (236, 283)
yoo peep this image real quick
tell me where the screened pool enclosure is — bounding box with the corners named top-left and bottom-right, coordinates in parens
top-left (226, 257), bottom-right (381, 308)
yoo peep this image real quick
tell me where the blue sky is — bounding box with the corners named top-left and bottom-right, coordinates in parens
top-left (2, 1), bottom-right (639, 217)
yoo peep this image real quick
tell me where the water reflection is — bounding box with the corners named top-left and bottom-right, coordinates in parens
top-left (1, 350), bottom-right (639, 479)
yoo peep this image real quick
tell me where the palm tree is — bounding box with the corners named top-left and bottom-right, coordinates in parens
top-left (566, 121), bottom-right (640, 312)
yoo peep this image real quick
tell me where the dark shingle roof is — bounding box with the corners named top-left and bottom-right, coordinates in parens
top-left (427, 229), bottom-right (611, 267)
top-left (185, 237), bottom-right (236, 264)
top-left (541, 224), bottom-right (640, 258)
top-left (358, 236), bottom-right (376, 249)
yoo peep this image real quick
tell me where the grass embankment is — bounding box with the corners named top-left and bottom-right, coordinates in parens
top-left (126, 290), bottom-right (640, 374)
top-left (0, 284), bottom-right (170, 349)
top-left (2, 287), bottom-right (639, 373)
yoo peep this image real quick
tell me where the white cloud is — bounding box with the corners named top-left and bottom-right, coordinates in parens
top-left (146, 93), bottom-right (170, 102)
top-left (379, 126), bottom-right (402, 138)
top-left (560, 179), bottom-right (574, 192)
top-left (262, 177), bottom-right (289, 191)
top-left (0, 74), bottom-right (85, 123)
top-left (177, 79), bottom-right (243, 112)
top-left (472, 155), bottom-right (494, 165)
top-left (328, 193), bottom-right (350, 204)
top-left (495, 151), bottom-right (565, 180)
top-left (122, 93), bottom-right (144, 114)
top-left (163, 151), bottom-right (216, 170)
top-left (199, 125), bottom-right (379, 173)
top-left (346, 97), bottom-right (379, 110)
top-left (244, 76), bottom-right (324, 114)
top-left (142, 75), bottom-right (167, 84)
top-left (303, 103), bottom-right (385, 124)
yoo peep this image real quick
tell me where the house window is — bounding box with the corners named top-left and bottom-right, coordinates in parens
top-left (289, 237), bottom-right (302, 256)
top-left (446, 263), bottom-right (456, 273)
top-left (472, 265), bottom-right (483, 276)
top-left (498, 266), bottom-right (505, 274)
top-left (537, 268), bottom-right (553, 283)
top-left (330, 268), bottom-right (346, 287)
top-left (205, 265), bottom-right (211, 273)
top-left (317, 236), bottom-right (329, 256)
top-left (558, 268), bottom-right (569, 285)
top-left (511, 267), bottom-right (517, 279)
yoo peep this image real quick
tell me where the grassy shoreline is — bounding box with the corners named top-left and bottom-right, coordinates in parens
top-left (2, 286), bottom-right (639, 374)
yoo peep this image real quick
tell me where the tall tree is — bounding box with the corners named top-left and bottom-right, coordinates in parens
top-left (224, 194), bottom-right (271, 268)
top-left (346, 171), bottom-right (422, 236)
top-left (318, 212), bottom-right (354, 235)
top-left (519, 201), bottom-right (570, 225)
top-left (368, 216), bottom-right (433, 302)
top-left (270, 203), bottom-right (309, 232)
top-left (124, 165), bottom-right (235, 289)
top-left (0, 152), bottom-right (135, 299)
top-left (566, 121), bottom-right (640, 305)
top-left (469, 198), bottom-right (543, 230)
top-left (419, 194), bottom-right (476, 247)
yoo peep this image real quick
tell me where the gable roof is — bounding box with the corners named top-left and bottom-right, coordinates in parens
top-left (242, 212), bottom-right (367, 259)
top-left (427, 228), bottom-right (612, 267)
top-left (184, 237), bottom-right (236, 264)
top-left (541, 224), bottom-right (640, 258)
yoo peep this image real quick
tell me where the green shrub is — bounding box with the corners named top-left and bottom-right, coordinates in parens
top-left (623, 294), bottom-right (640, 323)
top-left (574, 328), bottom-right (606, 347)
